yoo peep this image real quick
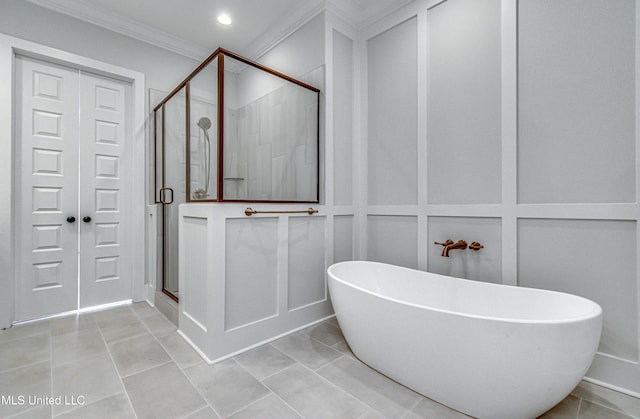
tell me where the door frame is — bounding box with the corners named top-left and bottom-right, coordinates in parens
top-left (0, 34), bottom-right (148, 328)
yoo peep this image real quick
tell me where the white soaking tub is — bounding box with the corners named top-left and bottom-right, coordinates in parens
top-left (327, 261), bottom-right (602, 419)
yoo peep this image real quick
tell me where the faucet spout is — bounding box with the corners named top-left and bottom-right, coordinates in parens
top-left (442, 240), bottom-right (467, 257)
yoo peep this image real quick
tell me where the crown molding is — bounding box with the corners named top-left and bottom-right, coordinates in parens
top-left (241, 0), bottom-right (415, 60)
top-left (26, 0), bottom-right (212, 61)
top-left (25, 0), bottom-right (328, 62)
top-left (324, 0), bottom-right (362, 28)
top-left (241, 0), bottom-right (326, 60)
top-left (325, 0), bottom-right (415, 30)
top-left (25, 0), bottom-right (413, 63)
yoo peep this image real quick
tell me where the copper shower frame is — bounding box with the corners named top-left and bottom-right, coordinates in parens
top-left (153, 47), bottom-right (321, 204)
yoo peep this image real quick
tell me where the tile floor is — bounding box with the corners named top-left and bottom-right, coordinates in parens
top-left (0, 302), bottom-right (639, 418)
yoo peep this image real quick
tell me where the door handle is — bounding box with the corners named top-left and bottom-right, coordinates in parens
top-left (66, 216), bottom-right (76, 223)
top-left (160, 187), bottom-right (174, 204)
top-left (83, 216), bottom-right (92, 223)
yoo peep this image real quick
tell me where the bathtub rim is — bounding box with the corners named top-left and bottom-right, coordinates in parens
top-left (327, 261), bottom-right (603, 325)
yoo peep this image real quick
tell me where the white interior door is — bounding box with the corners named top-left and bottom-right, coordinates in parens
top-left (78, 71), bottom-right (131, 308)
top-left (15, 56), bottom-right (80, 321)
top-left (15, 55), bottom-right (132, 321)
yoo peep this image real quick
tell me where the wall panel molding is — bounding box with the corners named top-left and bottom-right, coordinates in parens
top-left (358, 0), bottom-right (640, 395)
top-left (180, 204), bottom-right (343, 361)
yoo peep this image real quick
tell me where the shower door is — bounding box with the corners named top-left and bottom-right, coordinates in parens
top-left (161, 88), bottom-right (186, 300)
top-left (160, 88), bottom-right (216, 300)
top-left (157, 58), bottom-right (218, 301)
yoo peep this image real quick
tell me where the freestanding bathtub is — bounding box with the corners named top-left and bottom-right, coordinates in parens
top-left (327, 261), bottom-right (602, 419)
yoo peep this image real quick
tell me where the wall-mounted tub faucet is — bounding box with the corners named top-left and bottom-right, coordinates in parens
top-left (441, 240), bottom-right (467, 257)
top-left (434, 239), bottom-right (483, 257)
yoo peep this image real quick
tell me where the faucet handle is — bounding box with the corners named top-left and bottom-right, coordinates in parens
top-left (469, 241), bottom-right (484, 251)
top-left (434, 239), bottom-right (454, 247)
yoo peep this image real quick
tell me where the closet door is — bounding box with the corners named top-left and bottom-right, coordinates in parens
top-left (78, 72), bottom-right (131, 307)
top-left (15, 56), bottom-right (132, 321)
top-left (15, 56), bottom-right (80, 321)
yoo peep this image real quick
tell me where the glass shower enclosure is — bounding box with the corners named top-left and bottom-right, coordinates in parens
top-left (154, 48), bottom-right (320, 301)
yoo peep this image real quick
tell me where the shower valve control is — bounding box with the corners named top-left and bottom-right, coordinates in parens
top-left (468, 241), bottom-right (484, 251)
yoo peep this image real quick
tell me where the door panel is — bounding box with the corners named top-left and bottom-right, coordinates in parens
top-left (15, 56), bottom-right (79, 321)
top-left (79, 72), bottom-right (131, 308)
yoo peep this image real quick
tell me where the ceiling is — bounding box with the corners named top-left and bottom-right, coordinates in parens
top-left (27, 0), bottom-right (413, 61)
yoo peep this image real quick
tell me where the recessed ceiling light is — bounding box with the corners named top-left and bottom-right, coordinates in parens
top-left (217, 13), bottom-right (232, 25)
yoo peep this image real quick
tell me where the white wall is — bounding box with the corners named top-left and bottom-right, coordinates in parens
top-left (258, 13), bottom-right (326, 81)
top-left (360, 0), bottom-right (640, 396)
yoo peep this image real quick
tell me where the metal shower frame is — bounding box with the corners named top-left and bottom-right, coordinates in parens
top-left (153, 47), bottom-right (321, 204)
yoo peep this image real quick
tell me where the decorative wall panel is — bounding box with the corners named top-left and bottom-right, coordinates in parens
top-left (367, 215), bottom-right (417, 269)
top-left (367, 18), bottom-right (417, 205)
top-left (360, 0), bottom-right (640, 395)
top-left (288, 216), bottom-right (326, 310)
top-left (334, 215), bottom-right (353, 263)
top-left (225, 218), bottom-right (278, 330)
top-left (427, 0), bottom-right (501, 204)
top-left (333, 30), bottom-right (353, 206)
top-left (518, 0), bottom-right (635, 203)
top-left (518, 219), bottom-right (638, 362)
top-left (182, 216), bottom-right (209, 331)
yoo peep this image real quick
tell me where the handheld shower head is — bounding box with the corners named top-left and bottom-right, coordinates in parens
top-left (197, 117), bottom-right (212, 131)
top-left (195, 116), bottom-right (212, 199)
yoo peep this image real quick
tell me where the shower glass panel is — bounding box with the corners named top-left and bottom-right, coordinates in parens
top-left (223, 55), bottom-right (319, 201)
top-left (190, 57), bottom-right (218, 200)
top-left (162, 87), bottom-right (186, 300)
top-left (154, 105), bottom-right (163, 203)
